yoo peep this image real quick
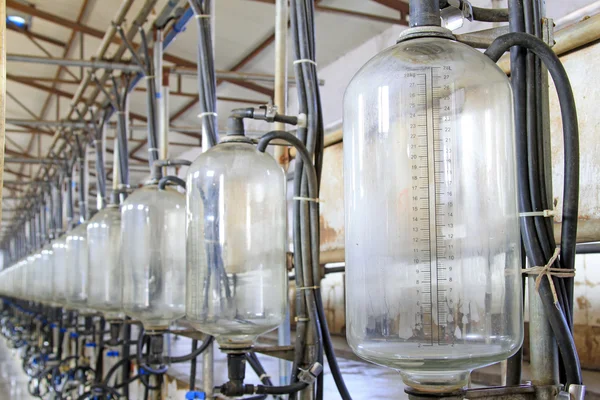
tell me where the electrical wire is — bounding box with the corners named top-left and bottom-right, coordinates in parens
top-left (485, 31), bottom-right (582, 387)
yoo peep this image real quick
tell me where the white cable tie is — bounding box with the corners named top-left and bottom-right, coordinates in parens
top-left (194, 14), bottom-right (211, 19)
top-left (259, 374), bottom-right (271, 381)
top-left (293, 196), bottom-right (322, 203)
top-left (297, 113), bottom-right (308, 128)
top-left (144, 75), bottom-right (156, 80)
top-left (147, 147), bottom-right (159, 152)
top-left (198, 112), bottom-right (218, 119)
top-left (293, 59), bottom-right (317, 67)
top-left (116, 111), bottom-right (126, 115)
top-left (519, 209), bottom-right (556, 218)
top-left (297, 285), bottom-right (320, 290)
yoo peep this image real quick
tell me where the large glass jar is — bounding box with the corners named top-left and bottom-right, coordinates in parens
top-left (39, 245), bottom-right (54, 304)
top-left (343, 35), bottom-right (523, 391)
top-left (64, 222), bottom-right (90, 309)
top-left (27, 253), bottom-right (40, 302)
top-left (121, 185), bottom-right (186, 331)
top-left (87, 206), bottom-right (123, 320)
top-left (52, 235), bottom-right (68, 306)
top-left (185, 138), bottom-right (287, 348)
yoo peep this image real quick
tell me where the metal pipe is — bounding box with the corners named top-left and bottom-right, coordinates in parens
top-left (155, 0), bottom-right (184, 28)
top-left (156, 30), bottom-right (169, 161)
top-left (274, 0), bottom-right (291, 386)
top-left (274, 0), bottom-right (289, 173)
top-left (4, 179), bottom-right (48, 185)
top-left (409, 0), bottom-right (441, 27)
top-left (7, 54), bottom-right (143, 72)
top-left (528, 276), bottom-right (559, 385)
top-left (498, 12), bottom-right (600, 73)
top-left (555, 0), bottom-right (600, 29)
top-left (202, 340), bottom-right (214, 397)
top-left (170, 67), bottom-right (324, 85)
top-left (0, 0), bottom-right (177, 245)
top-left (7, 118), bottom-right (89, 128)
top-left (0, 0), bottom-right (6, 224)
top-left (4, 157), bottom-right (63, 164)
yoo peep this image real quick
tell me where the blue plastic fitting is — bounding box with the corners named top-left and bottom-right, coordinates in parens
top-left (185, 391), bottom-right (206, 400)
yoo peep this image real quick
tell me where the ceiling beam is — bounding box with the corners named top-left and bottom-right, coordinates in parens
top-left (7, 0), bottom-right (107, 43)
top-left (168, 32), bottom-right (276, 125)
top-left (7, 0), bottom-right (197, 69)
top-left (247, 0), bottom-right (407, 25)
top-left (6, 23), bottom-right (67, 47)
top-left (7, 73), bottom-right (96, 104)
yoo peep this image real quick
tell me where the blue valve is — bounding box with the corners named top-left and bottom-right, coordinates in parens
top-left (50, 323), bottom-right (56, 329)
top-left (59, 328), bottom-right (67, 333)
top-left (185, 391), bottom-right (206, 400)
top-left (85, 342), bottom-right (97, 348)
top-left (69, 332), bottom-right (79, 339)
top-left (139, 367), bottom-right (148, 376)
top-left (106, 350), bottom-right (119, 357)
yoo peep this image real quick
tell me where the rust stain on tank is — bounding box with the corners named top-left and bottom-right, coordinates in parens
top-left (278, 148), bottom-right (290, 166)
top-left (573, 324), bottom-right (600, 370)
top-left (576, 296), bottom-right (591, 310)
top-left (320, 214), bottom-right (340, 246)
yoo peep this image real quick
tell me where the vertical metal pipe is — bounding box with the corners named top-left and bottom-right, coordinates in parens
top-left (0, 0), bottom-right (6, 223)
top-left (66, 172), bottom-right (74, 229)
top-left (274, 0), bottom-right (289, 172)
top-left (409, 0), bottom-right (441, 27)
top-left (55, 176), bottom-right (64, 233)
top-left (528, 278), bottom-right (559, 385)
top-left (202, 341), bottom-right (214, 397)
top-left (155, 29), bottom-right (169, 161)
top-left (275, 0), bottom-right (292, 383)
top-left (78, 155), bottom-right (87, 223)
top-left (201, 1), bottom-right (216, 395)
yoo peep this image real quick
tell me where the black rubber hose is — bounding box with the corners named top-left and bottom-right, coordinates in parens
top-left (485, 32), bottom-right (581, 387)
top-left (169, 335), bottom-right (213, 363)
top-left (289, 0), bottom-right (310, 384)
top-left (189, 340), bottom-right (197, 390)
top-left (158, 176), bottom-right (187, 191)
top-left (255, 381), bottom-right (309, 395)
top-left (102, 354), bottom-right (136, 385)
top-left (136, 331), bottom-right (169, 375)
top-left (246, 352), bottom-right (273, 386)
top-left (258, 131), bottom-right (352, 399)
top-left (472, 6), bottom-right (509, 22)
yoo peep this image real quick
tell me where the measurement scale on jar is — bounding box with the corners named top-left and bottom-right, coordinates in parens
top-left (407, 66), bottom-right (458, 347)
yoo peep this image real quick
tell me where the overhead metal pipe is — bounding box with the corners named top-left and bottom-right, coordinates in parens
top-left (7, 54), bottom-right (143, 72)
top-left (0, 0), bottom-right (185, 245)
top-left (7, 118), bottom-right (89, 128)
top-left (409, 0), bottom-right (441, 27)
top-left (3, 179), bottom-right (48, 185)
top-left (4, 157), bottom-right (63, 165)
top-left (170, 67), bottom-right (324, 85)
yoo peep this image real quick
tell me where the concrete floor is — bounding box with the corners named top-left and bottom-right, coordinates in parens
top-left (0, 339), bottom-right (35, 399)
top-left (1, 331), bottom-right (600, 399)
